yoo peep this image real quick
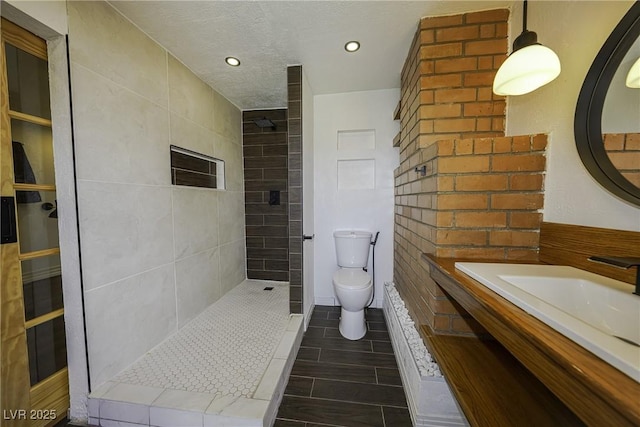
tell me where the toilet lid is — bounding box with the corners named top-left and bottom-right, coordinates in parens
top-left (333, 269), bottom-right (372, 289)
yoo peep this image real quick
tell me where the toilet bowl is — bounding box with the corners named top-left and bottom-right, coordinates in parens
top-left (332, 231), bottom-right (373, 340)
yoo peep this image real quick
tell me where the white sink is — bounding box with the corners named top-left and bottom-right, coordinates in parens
top-left (455, 262), bottom-right (640, 382)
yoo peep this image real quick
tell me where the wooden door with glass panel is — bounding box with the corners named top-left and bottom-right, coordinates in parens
top-left (1, 18), bottom-right (68, 426)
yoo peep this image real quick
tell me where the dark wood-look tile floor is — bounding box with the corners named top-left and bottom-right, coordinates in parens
top-left (275, 306), bottom-right (412, 427)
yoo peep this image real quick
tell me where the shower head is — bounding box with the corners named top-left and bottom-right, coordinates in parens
top-left (253, 117), bottom-right (276, 129)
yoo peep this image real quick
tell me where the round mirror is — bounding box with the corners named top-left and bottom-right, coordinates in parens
top-left (575, 2), bottom-right (640, 206)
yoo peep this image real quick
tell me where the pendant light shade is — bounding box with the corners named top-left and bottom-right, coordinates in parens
top-left (493, 0), bottom-right (561, 96)
top-left (626, 57), bottom-right (640, 88)
top-left (493, 43), bottom-right (561, 96)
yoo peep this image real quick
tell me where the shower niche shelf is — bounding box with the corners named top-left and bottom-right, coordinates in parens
top-left (170, 145), bottom-right (225, 190)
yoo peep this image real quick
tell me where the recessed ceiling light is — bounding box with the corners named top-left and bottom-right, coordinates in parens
top-left (225, 57), bottom-right (240, 66)
top-left (344, 41), bottom-right (360, 53)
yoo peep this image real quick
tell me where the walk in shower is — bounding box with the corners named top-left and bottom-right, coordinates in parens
top-left (88, 281), bottom-right (302, 426)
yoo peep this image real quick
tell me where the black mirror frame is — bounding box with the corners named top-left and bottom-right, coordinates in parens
top-left (575, 2), bottom-right (640, 206)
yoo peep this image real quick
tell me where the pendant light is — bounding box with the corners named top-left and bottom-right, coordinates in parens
top-left (626, 57), bottom-right (640, 88)
top-left (493, 0), bottom-right (561, 96)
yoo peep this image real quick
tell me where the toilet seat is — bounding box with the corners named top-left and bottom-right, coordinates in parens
top-left (333, 268), bottom-right (372, 290)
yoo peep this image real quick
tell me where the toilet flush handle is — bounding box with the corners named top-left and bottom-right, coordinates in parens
top-left (302, 234), bottom-right (314, 241)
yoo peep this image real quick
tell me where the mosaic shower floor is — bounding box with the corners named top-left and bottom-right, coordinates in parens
top-left (87, 280), bottom-right (303, 427)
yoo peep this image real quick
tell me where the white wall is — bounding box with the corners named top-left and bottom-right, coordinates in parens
top-left (313, 89), bottom-right (400, 308)
top-left (506, 0), bottom-right (640, 230)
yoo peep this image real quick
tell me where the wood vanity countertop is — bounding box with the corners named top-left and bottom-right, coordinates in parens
top-left (423, 255), bottom-right (640, 427)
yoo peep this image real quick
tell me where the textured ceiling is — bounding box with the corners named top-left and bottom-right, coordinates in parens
top-left (109, 0), bottom-right (513, 110)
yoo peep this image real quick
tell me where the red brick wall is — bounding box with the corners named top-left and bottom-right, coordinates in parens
top-left (431, 135), bottom-right (547, 260)
top-left (394, 9), bottom-right (548, 336)
top-left (395, 9), bottom-right (510, 208)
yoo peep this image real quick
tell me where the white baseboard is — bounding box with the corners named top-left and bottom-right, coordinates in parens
top-left (313, 296), bottom-right (385, 309)
top-left (304, 302), bottom-right (314, 330)
top-left (314, 296), bottom-right (336, 306)
top-left (367, 297), bottom-right (383, 309)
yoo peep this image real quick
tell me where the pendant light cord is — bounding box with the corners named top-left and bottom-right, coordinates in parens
top-left (522, 0), bottom-right (528, 32)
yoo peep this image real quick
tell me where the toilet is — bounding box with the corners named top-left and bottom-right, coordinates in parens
top-left (332, 230), bottom-right (373, 340)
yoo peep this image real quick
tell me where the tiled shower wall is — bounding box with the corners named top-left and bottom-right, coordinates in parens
top-left (393, 9), bottom-right (546, 337)
top-left (67, 1), bottom-right (246, 388)
top-left (288, 66), bottom-right (303, 314)
top-left (242, 109), bottom-right (289, 281)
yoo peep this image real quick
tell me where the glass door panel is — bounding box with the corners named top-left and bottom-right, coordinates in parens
top-left (26, 316), bottom-right (67, 387)
top-left (11, 119), bottom-right (55, 185)
top-left (5, 42), bottom-right (51, 119)
top-left (16, 189), bottom-right (59, 253)
top-left (22, 253), bottom-right (63, 321)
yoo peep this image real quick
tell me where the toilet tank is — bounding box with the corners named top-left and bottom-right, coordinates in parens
top-left (334, 230), bottom-right (372, 268)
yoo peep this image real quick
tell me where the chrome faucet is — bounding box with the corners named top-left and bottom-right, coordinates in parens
top-left (588, 256), bottom-right (640, 296)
